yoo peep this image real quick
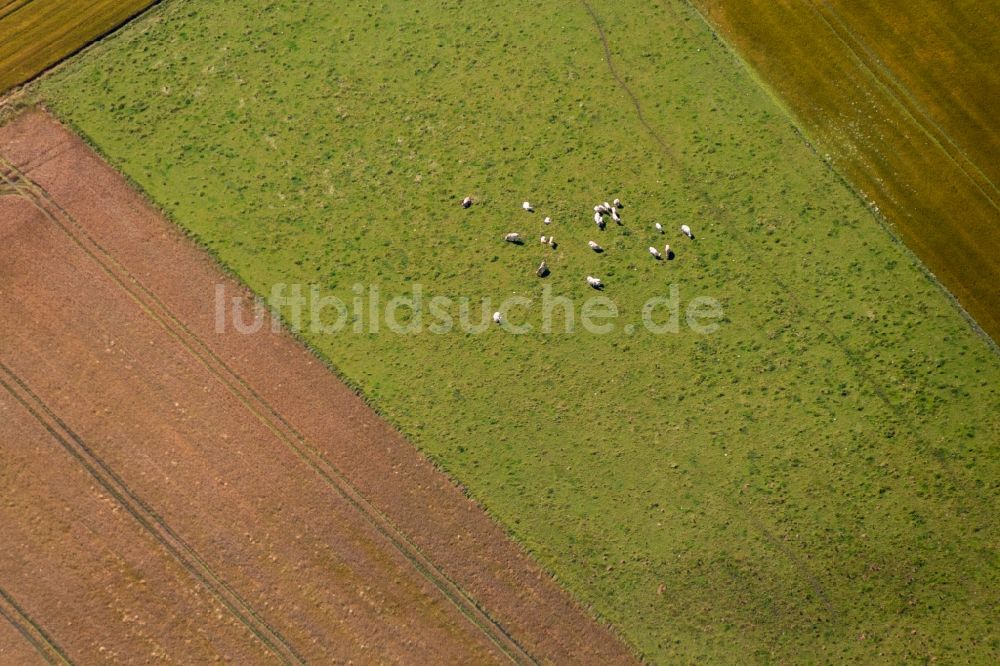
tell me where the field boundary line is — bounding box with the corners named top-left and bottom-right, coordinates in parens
top-left (584, 0), bottom-right (997, 601)
top-left (0, 0), bottom-right (165, 95)
top-left (0, 362), bottom-right (305, 665)
top-left (0, 585), bottom-right (72, 665)
top-left (806, 0), bottom-right (1000, 212)
top-left (681, 2), bottom-right (999, 353)
top-left (673, 1), bottom-right (1000, 531)
top-left (0, 156), bottom-right (537, 665)
top-left (675, 0), bottom-right (1000, 520)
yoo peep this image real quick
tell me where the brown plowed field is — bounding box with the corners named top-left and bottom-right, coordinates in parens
top-left (0, 108), bottom-right (635, 664)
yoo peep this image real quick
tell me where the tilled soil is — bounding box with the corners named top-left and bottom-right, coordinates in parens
top-left (0, 108), bottom-right (634, 665)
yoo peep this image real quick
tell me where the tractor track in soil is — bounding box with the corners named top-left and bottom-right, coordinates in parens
top-left (0, 157), bottom-right (536, 665)
top-left (0, 585), bottom-right (72, 665)
top-left (0, 108), bottom-right (635, 664)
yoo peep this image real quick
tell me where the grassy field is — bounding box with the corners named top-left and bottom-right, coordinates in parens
top-left (691, 0), bottom-right (1000, 342)
top-left (26, 0), bottom-right (1000, 661)
top-left (0, 0), bottom-right (156, 93)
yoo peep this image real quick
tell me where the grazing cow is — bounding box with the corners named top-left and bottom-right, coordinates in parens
top-left (588, 240), bottom-right (604, 252)
top-left (462, 196), bottom-right (473, 208)
top-left (548, 236), bottom-right (557, 248)
top-left (537, 261), bottom-right (550, 277)
top-left (541, 235), bottom-right (549, 245)
top-left (594, 212), bottom-right (606, 230)
top-left (611, 210), bottom-right (621, 224)
top-left (523, 201), bottom-right (534, 212)
top-left (655, 222), bottom-right (664, 233)
top-left (603, 201), bottom-right (612, 212)
top-left (544, 216), bottom-right (552, 225)
top-left (614, 198), bottom-right (622, 208)
top-left (493, 311), bottom-right (503, 324)
top-left (681, 224), bottom-right (694, 239)
top-left (586, 275), bottom-right (604, 289)
top-left (649, 246), bottom-right (663, 260)
top-left (665, 244), bottom-right (674, 260)
top-left (504, 232), bottom-right (523, 244)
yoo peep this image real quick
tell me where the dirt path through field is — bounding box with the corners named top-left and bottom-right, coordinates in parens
top-left (0, 108), bottom-right (635, 664)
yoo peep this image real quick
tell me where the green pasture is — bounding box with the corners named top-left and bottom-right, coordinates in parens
top-left (33, 0), bottom-right (999, 661)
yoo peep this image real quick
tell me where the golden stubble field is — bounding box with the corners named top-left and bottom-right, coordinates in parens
top-left (0, 0), bottom-right (157, 93)
top-left (692, 0), bottom-right (1000, 341)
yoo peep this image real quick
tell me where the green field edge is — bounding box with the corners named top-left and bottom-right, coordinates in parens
top-left (2, 1), bottom-right (995, 660)
top-left (0, 2), bottom-right (645, 645)
top-left (0, 0), bottom-right (163, 97)
top-left (0, 85), bottom-right (645, 662)
top-left (681, 0), bottom-right (999, 356)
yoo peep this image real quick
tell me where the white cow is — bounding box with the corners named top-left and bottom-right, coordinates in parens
top-left (588, 240), bottom-right (604, 252)
top-left (586, 275), bottom-right (604, 289)
top-left (493, 311), bottom-right (502, 324)
top-left (655, 222), bottom-right (664, 233)
top-left (523, 201), bottom-right (534, 212)
top-left (649, 246), bottom-right (662, 259)
top-left (504, 232), bottom-right (522, 243)
top-left (613, 198), bottom-right (622, 208)
top-left (462, 196), bottom-right (473, 208)
top-left (681, 224), bottom-right (694, 239)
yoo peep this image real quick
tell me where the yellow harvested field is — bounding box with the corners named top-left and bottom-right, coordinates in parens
top-left (0, 0), bottom-right (156, 93)
top-left (692, 0), bottom-right (1000, 342)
